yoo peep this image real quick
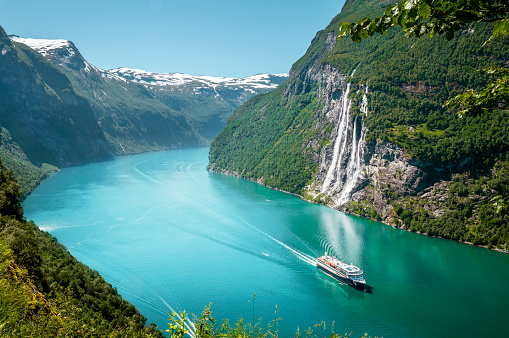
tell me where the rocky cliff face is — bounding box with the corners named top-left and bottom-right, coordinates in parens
top-left (289, 41), bottom-right (431, 223)
top-left (0, 26), bottom-right (111, 168)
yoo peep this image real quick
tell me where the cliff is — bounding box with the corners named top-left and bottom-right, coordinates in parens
top-left (0, 26), bottom-right (112, 167)
top-left (208, 0), bottom-right (509, 251)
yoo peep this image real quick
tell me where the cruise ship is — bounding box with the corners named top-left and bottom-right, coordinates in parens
top-left (316, 252), bottom-right (366, 291)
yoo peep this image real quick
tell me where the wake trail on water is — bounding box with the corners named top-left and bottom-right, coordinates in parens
top-left (94, 236), bottom-right (196, 335)
top-left (240, 219), bottom-right (317, 267)
top-left (104, 271), bottom-right (196, 337)
top-left (154, 293), bottom-right (197, 337)
top-left (99, 272), bottom-right (170, 317)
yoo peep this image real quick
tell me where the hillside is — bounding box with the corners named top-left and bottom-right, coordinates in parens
top-left (208, 0), bottom-right (509, 251)
top-left (0, 26), bottom-right (287, 194)
top-left (0, 26), bottom-right (112, 194)
top-left (0, 159), bottom-right (163, 337)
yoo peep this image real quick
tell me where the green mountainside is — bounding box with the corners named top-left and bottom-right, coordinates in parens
top-left (0, 26), bottom-right (112, 194)
top-left (0, 159), bottom-right (164, 337)
top-left (209, 0), bottom-right (509, 251)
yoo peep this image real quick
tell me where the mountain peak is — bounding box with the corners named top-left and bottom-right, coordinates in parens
top-left (9, 36), bottom-right (76, 59)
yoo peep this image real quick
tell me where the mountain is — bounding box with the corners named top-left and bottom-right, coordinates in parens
top-left (108, 68), bottom-right (288, 141)
top-left (0, 29), bottom-right (286, 193)
top-left (0, 26), bottom-right (111, 193)
top-left (9, 35), bottom-right (205, 154)
top-left (9, 35), bottom-right (287, 146)
top-left (208, 0), bottom-right (509, 251)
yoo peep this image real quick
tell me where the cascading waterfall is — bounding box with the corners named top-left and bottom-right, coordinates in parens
top-left (336, 115), bottom-right (366, 205)
top-left (321, 79), bottom-right (368, 206)
top-left (360, 85), bottom-right (368, 116)
top-left (320, 82), bottom-right (352, 193)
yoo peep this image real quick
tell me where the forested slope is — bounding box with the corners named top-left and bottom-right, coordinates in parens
top-left (208, 0), bottom-right (509, 251)
top-left (0, 158), bottom-right (163, 337)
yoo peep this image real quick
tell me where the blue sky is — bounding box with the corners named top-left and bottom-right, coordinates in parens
top-left (0, 0), bottom-right (346, 77)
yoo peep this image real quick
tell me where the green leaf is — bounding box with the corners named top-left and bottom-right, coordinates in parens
top-left (489, 19), bottom-right (509, 41)
top-left (417, 3), bottom-right (431, 18)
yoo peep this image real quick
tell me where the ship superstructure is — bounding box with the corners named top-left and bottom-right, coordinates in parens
top-left (316, 252), bottom-right (366, 290)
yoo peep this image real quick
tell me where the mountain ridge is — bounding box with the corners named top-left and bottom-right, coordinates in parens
top-left (10, 34), bottom-right (287, 146)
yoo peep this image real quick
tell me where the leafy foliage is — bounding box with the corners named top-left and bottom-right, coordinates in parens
top-left (338, 0), bottom-right (509, 43)
top-left (338, 0), bottom-right (509, 119)
top-left (445, 66), bottom-right (509, 117)
top-left (165, 303), bottom-right (376, 338)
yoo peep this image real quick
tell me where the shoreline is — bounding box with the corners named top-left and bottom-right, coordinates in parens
top-left (208, 167), bottom-right (508, 255)
top-left (22, 152), bottom-right (507, 255)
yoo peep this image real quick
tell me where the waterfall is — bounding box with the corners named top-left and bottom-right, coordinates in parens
top-left (336, 115), bottom-right (366, 205)
top-left (320, 82), bottom-right (352, 193)
top-left (360, 85), bottom-right (368, 116)
top-left (321, 80), bottom-right (368, 206)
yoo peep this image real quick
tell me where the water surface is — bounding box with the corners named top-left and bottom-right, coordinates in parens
top-left (23, 147), bottom-right (509, 337)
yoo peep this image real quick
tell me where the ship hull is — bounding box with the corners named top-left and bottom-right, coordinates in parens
top-left (317, 263), bottom-right (366, 291)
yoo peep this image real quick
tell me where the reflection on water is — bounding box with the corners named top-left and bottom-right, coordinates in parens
top-left (23, 147), bottom-right (509, 338)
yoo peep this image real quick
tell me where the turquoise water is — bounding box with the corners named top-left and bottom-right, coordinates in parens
top-left (23, 147), bottom-right (509, 337)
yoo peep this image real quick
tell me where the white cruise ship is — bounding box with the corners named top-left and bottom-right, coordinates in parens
top-left (316, 252), bottom-right (366, 291)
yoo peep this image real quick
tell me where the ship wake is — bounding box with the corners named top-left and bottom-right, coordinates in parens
top-left (242, 220), bottom-right (316, 267)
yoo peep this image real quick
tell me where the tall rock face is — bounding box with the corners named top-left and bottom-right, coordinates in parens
top-left (0, 26), bottom-right (111, 169)
top-left (209, 0), bottom-right (509, 250)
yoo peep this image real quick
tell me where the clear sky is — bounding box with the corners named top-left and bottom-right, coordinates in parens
top-left (0, 0), bottom-right (346, 78)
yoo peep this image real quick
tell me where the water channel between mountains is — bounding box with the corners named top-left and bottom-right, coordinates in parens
top-left (23, 147), bottom-right (509, 337)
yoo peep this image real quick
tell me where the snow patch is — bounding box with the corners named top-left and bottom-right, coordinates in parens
top-left (10, 36), bottom-right (74, 57)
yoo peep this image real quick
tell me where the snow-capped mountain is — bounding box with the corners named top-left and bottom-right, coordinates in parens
top-left (9, 36), bottom-right (74, 57)
top-left (9, 34), bottom-right (288, 146)
top-left (10, 35), bottom-right (286, 94)
top-left (107, 67), bottom-right (287, 90)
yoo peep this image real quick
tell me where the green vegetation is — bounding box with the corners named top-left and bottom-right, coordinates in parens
top-left (0, 157), bottom-right (164, 337)
top-left (339, 0), bottom-right (508, 43)
top-left (338, 0), bottom-right (509, 118)
top-left (330, 0), bottom-right (509, 166)
top-left (165, 303), bottom-right (378, 338)
top-left (0, 127), bottom-right (57, 195)
top-left (326, 19), bottom-right (509, 167)
top-left (389, 162), bottom-right (509, 249)
top-left (209, 86), bottom-right (323, 195)
top-left (344, 201), bottom-right (381, 221)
